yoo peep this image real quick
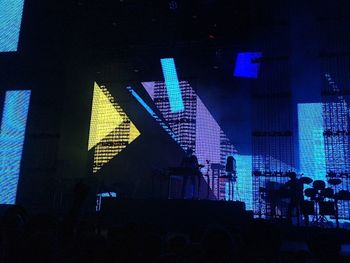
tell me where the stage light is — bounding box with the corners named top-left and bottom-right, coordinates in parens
top-left (0, 0), bottom-right (25, 52)
top-left (0, 90), bottom-right (31, 204)
top-left (234, 52), bottom-right (262, 79)
top-left (160, 58), bottom-right (184, 113)
top-left (88, 82), bottom-right (140, 173)
top-left (298, 103), bottom-right (326, 181)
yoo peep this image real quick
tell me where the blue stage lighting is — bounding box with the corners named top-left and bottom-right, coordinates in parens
top-left (298, 103), bottom-right (326, 181)
top-left (160, 58), bottom-right (184, 113)
top-left (234, 52), bottom-right (262, 79)
top-left (235, 155), bottom-right (253, 210)
top-left (0, 90), bottom-right (31, 204)
top-left (0, 0), bottom-right (25, 52)
top-left (224, 155), bottom-right (252, 209)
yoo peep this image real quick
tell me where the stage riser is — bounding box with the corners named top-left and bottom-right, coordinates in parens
top-left (99, 199), bottom-right (251, 231)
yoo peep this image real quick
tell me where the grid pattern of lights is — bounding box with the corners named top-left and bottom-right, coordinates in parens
top-left (322, 73), bottom-right (350, 219)
top-left (142, 80), bottom-right (236, 199)
top-left (127, 86), bottom-right (180, 144)
top-left (0, 90), bottom-right (31, 204)
top-left (88, 82), bottom-right (124, 150)
top-left (251, 84), bottom-right (295, 217)
top-left (195, 99), bottom-right (221, 166)
top-left (89, 83), bottom-right (140, 173)
top-left (234, 52), bottom-right (262, 79)
top-left (235, 155), bottom-right (253, 210)
top-left (0, 0), bottom-right (25, 52)
top-left (160, 58), bottom-right (185, 113)
top-left (298, 103), bottom-right (326, 181)
top-left (151, 80), bottom-right (196, 151)
top-left (323, 74), bottom-right (350, 174)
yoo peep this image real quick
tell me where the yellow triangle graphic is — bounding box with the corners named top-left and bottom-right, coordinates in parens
top-left (128, 121), bottom-right (141, 144)
top-left (88, 82), bottom-right (123, 150)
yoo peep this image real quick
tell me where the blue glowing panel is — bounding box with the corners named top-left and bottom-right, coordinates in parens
top-left (298, 103), bottom-right (326, 181)
top-left (0, 90), bottom-right (31, 204)
top-left (236, 155), bottom-right (253, 210)
top-left (160, 58), bottom-right (184, 113)
top-left (97, 192), bottom-right (117, 197)
top-left (225, 155), bottom-right (252, 209)
top-left (0, 0), bottom-right (25, 52)
top-left (234, 52), bottom-right (262, 79)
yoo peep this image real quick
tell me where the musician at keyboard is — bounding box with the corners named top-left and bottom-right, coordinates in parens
top-left (180, 148), bottom-right (201, 199)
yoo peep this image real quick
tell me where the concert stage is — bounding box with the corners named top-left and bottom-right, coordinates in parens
top-left (99, 199), bottom-right (252, 231)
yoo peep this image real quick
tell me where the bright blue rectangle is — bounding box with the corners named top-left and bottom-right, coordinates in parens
top-left (0, 90), bottom-right (31, 204)
top-left (160, 58), bottom-right (184, 113)
top-left (0, 0), bottom-right (25, 52)
top-left (298, 103), bottom-right (326, 181)
top-left (235, 155), bottom-right (253, 210)
top-left (234, 52), bottom-right (262, 79)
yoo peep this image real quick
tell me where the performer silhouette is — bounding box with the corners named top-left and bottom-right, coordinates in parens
top-left (181, 148), bottom-right (200, 199)
top-left (283, 172), bottom-right (304, 224)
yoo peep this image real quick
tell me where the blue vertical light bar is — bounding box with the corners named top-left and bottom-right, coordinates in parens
top-left (224, 155), bottom-right (252, 209)
top-left (0, 0), bottom-right (25, 52)
top-left (236, 155), bottom-right (253, 210)
top-left (0, 90), bottom-right (31, 204)
top-left (160, 58), bottom-right (184, 113)
top-left (298, 103), bottom-right (326, 181)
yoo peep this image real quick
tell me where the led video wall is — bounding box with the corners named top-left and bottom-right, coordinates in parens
top-left (129, 58), bottom-right (253, 204)
top-left (140, 80), bottom-right (237, 199)
top-left (0, 90), bottom-right (31, 204)
top-left (298, 103), bottom-right (327, 182)
top-left (0, 0), bottom-right (25, 52)
top-left (88, 82), bottom-right (140, 173)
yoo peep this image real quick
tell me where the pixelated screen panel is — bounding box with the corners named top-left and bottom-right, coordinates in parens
top-left (142, 80), bottom-right (236, 164)
top-left (298, 103), bottom-right (326, 181)
top-left (160, 58), bottom-right (184, 113)
top-left (88, 82), bottom-right (140, 173)
top-left (88, 82), bottom-right (124, 150)
top-left (142, 80), bottom-right (236, 199)
top-left (235, 155), bottom-right (253, 210)
top-left (127, 86), bottom-right (179, 144)
top-left (0, 0), bottom-right (25, 52)
top-left (323, 101), bottom-right (350, 173)
top-left (234, 52), bottom-right (262, 79)
top-left (0, 90), bottom-right (31, 204)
